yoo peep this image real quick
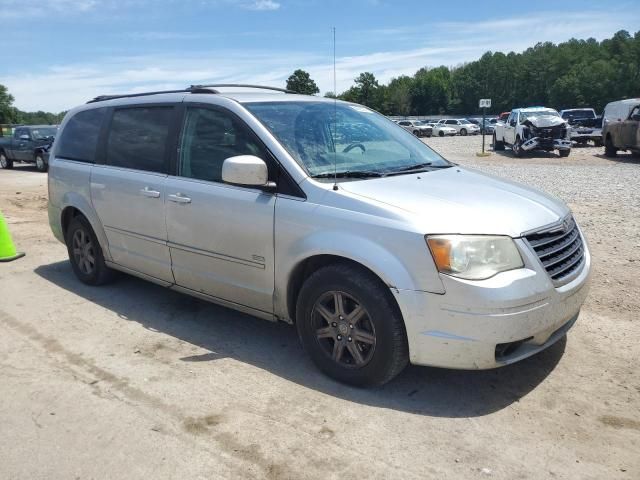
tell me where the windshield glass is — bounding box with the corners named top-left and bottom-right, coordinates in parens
top-left (520, 110), bottom-right (560, 121)
top-left (245, 101), bottom-right (451, 178)
top-left (562, 110), bottom-right (595, 120)
top-left (31, 127), bottom-right (57, 140)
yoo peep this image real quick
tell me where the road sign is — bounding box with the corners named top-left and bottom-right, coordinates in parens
top-left (479, 98), bottom-right (492, 108)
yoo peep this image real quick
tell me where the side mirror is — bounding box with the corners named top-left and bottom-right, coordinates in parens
top-left (222, 155), bottom-right (270, 188)
top-left (19, 134), bottom-right (30, 141)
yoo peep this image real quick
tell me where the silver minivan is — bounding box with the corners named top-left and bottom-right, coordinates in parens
top-left (48, 85), bottom-right (591, 386)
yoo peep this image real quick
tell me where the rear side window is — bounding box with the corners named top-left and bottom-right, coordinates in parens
top-left (106, 107), bottom-right (173, 173)
top-left (56, 108), bottom-right (106, 162)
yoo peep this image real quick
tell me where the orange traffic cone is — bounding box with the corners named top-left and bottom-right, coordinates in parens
top-left (0, 211), bottom-right (25, 262)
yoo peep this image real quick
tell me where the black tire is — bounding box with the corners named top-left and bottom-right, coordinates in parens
top-left (604, 136), bottom-right (617, 157)
top-left (35, 153), bottom-right (48, 172)
top-left (559, 149), bottom-right (571, 158)
top-left (412, 130), bottom-right (419, 137)
top-left (512, 136), bottom-right (524, 157)
top-left (438, 130), bottom-right (444, 137)
top-left (296, 263), bottom-right (409, 387)
top-left (460, 128), bottom-right (467, 136)
top-left (0, 151), bottom-right (13, 169)
top-left (65, 215), bottom-right (116, 286)
top-left (493, 133), bottom-right (505, 151)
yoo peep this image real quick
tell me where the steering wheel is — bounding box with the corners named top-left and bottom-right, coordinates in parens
top-left (342, 142), bottom-right (366, 153)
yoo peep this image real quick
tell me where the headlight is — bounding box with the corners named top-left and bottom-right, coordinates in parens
top-left (426, 235), bottom-right (523, 280)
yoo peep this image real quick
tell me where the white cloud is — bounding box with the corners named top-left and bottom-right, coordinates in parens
top-left (243, 0), bottom-right (280, 10)
top-left (0, 0), bottom-right (98, 18)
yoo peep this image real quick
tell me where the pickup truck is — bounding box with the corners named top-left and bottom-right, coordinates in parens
top-left (559, 108), bottom-right (603, 146)
top-left (0, 125), bottom-right (57, 172)
top-left (493, 107), bottom-right (571, 157)
top-left (602, 98), bottom-right (640, 157)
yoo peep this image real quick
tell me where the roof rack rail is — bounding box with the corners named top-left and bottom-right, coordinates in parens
top-left (87, 88), bottom-right (198, 104)
top-left (87, 83), bottom-right (295, 104)
top-left (190, 84), bottom-right (296, 94)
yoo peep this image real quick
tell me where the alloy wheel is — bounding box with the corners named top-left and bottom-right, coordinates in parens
top-left (0, 154), bottom-right (7, 168)
top-left (312, 291), bottom-right (376, 368)
top-left (36, 155), bottom-right (45, 171)
top-left (72, 228), bottom-right (96, 275)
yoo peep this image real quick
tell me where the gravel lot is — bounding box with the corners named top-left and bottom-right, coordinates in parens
top-left (1, 137), bottom-right (639, 479)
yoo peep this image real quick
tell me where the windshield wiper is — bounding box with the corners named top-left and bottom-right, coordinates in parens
top-left (311, 170), bottom-right (385, 179)
top-left (385, 162), bottom-right (452, 176)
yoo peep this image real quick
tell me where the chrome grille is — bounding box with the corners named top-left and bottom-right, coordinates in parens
top-left (524, 216), bottom-right (585, 284)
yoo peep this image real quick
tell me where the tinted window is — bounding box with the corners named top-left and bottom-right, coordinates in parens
top-left (445, 120), bottom-right (456, 125)
top-left (107, 107), bottom-right (173, 173)
top-left (57, 108), bottom-right (106, 162)
top-left (179, 107), bottom-right (266, 183)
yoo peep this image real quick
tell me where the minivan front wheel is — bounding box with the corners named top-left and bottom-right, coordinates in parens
top-left (296, 263), bottom-right (409, 386)
top-left (65, 216), bottom-right (115, 286)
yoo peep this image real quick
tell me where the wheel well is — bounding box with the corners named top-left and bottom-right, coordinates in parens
top-left (286, 254), bottom-right (397, 324)
top-left (61, 206), bottom-right (84, 238)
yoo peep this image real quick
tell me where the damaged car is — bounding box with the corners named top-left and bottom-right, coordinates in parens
top-left (494, 108), bottom-right (571, 157)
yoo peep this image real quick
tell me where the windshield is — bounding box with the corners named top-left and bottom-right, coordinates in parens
top-left (31, 127), bottom-right (57, 140)
top-left (561, 110), bottom-right (595, 120)
top-left (245, 101), bottom-right (451, 178)
top-left (520, 110), bottom-right (560, 121)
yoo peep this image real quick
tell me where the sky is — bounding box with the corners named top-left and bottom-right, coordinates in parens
top-left (1, 0), bottom-right (639, 112)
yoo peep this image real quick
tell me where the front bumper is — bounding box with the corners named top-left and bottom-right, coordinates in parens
top-left (522, 137), bottom-right (572, 151)
top-left (393, 235), bottom-right (591, 369)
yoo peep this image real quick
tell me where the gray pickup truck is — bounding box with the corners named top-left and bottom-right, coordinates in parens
top-left (0, 125), bottom-right (58, 172)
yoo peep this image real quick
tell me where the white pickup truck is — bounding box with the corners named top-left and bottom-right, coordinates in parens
top-left (493, 107), bottom-right (572, 157)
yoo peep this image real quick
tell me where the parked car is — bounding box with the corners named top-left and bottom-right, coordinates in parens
top-left (0, 125), bottom-right (58, 172)
top-left (559, 108), bottom-right (603, 146)
top-left (397, 120), bottom-right (433, 137)
top-left (437, 119), bottom-right (481, 135)
top-left (428, 122), bottom-right (457, 137)
top-left (494, 108), bottom-right (571, 157)
top-left (478, 118), bottom-right (495, 134)
top-left (602, 98), bottom-right (640, 157)
top-left (48, 85), bottom-right (590, 386)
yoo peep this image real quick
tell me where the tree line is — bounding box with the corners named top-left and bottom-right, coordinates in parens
top-left (288, 30), bottom-right (640, 116)
top-left (0, 85), bottom-right (65, 125)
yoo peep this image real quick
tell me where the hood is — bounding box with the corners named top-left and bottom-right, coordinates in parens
top-left (338, 167), bottom-right (569, 237)
top-left (524, 115), bottom-right (566, 128)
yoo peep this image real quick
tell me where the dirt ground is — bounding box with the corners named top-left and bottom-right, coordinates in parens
top-left (1, 138), bottom-right (639, 479)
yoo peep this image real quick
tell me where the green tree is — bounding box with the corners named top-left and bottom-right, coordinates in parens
top-left (286, 69), bottom-right (320, 95)
top-left (0, 84), bottom-right (18, 124)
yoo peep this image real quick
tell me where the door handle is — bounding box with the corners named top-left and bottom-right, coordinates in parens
top-left (168, 193), bottom-right (191, 204)
top-left (140, 187), bottom-right (161, 198)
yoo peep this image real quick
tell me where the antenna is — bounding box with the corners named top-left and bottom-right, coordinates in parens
top-left (332, 27), bottom-right (338, 191)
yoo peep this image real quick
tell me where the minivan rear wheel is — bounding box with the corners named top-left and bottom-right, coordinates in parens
top-left (296, 263), bottom-right (409, 386)
top-left (65, 216), bottom-right (116, 286)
